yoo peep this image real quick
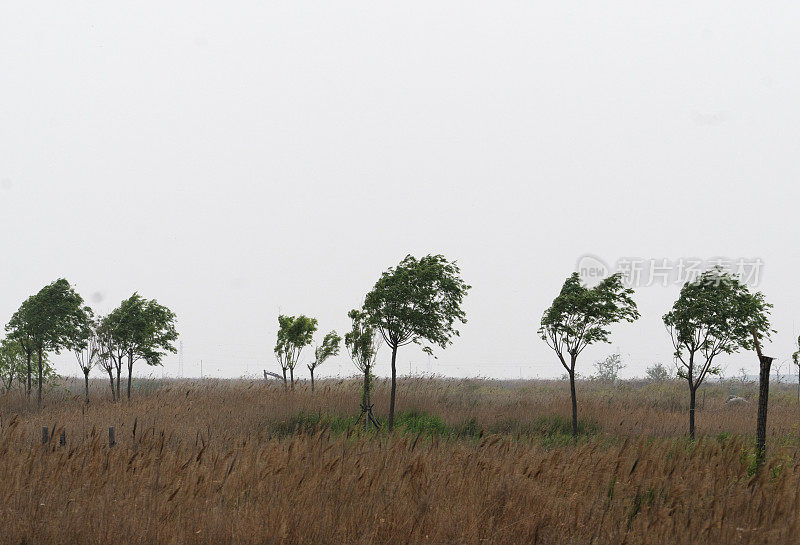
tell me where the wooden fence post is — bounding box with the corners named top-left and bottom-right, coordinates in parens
top-left (109, 426), bottom-right (116, 447)
top-left (41, 427), bottom-right (48, 445)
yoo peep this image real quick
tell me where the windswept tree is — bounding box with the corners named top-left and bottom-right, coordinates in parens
top-left (102, 294), bottom-right (178, 400)
top-left (74, 320), bottom-right (100, 403)
top-left (0, 338), bottom-right (27, 392)
top-left (5, 299), bottom-right (36, 396)
top-left (663, 267), bottom-right (771, 440)
top-left (97, 315), bottom-right (126, 400)
top-left (363, 254), bottom-right (470, 431)
top-left (274, 314), bottom-right (317, 390)
top-left (345, 309), bottom-right (381, 430)
top-left (307, 330), bottom-right (341, 392)
top-left (96, 322), bottom-right (117, 401)
top-left (6, 279), bottom-right (92, 407)
top-left (539, 272), bottom-right (639, 437)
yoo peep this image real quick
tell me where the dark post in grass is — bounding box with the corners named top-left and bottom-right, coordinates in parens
top-left (752, 328), bottom-right (774, 468)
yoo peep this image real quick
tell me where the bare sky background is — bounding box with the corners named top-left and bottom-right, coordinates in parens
top-left (2, 1), bottom-right (799, 381)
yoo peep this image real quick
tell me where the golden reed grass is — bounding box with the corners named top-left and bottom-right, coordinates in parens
top-left (1, 377), bottom-right (799, 544)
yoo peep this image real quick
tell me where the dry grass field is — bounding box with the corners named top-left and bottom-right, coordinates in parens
top-left (1, 376), bottom-right (800, 544)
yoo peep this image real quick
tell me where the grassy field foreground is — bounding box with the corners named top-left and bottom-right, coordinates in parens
top-left (1, 377), bottom-right (799, 543)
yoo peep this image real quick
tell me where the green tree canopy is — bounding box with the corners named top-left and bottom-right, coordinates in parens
top-left (6, 279), bottom-right (92, 406)
top-left (539, 272), bottom-right (639, 436)
top-left (103, 293), bottom-right (178, 399)
top-left (307, 330), bottom-right (341, 392)
top-left (663, 266), bottom-right (773, 439)
top-left (274, 314), bottom-right (317, 389)
top-left (363, 254), bottom-right (470, 430)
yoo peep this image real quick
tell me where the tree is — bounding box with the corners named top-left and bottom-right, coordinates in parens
top-left (539, 272), bottom-right (639, 437)
top-left (97, 314), bottom-right (126, 400)
top-left (103, 294), bottom-right (178, 400)
top-left (6, 279), bottom-right (92, 407)
top-left (307, 330), bottom-right (341, 392)
top-left (74, 320), bottom-right (100, 403)
top-left (345, 309), bottom-right (381, 430)
top-left (5, 298), bottom-right (36, 396)
top-left (274, 315), bottom-right (317, 390)
top-left (593, 353), bottom-right (625, 383)
top-left (363, 254), bottom-right (470, 431)
top-left (96, 322), bottom-right (117, 401)
top-left (663, 267), bottom-right (771, 440)
top-left (645, 362), bottom-right (671, 382)
top-left (0, 338), bottom-right (27, 392)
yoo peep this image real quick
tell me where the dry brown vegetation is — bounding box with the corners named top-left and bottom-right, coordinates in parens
top-left (1, 377), bottom-right (800, 544)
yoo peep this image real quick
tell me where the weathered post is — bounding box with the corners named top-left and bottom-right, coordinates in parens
top-left (41, 427), bottom-right (48, 445)
top-left (752, 328), bottom-right (774, 468)
top-left (109, 426), bottom-right (116, 447)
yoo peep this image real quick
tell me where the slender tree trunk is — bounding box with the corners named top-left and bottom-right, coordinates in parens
top-left (310, 368), bottom-right (315, 392)
top-left (26, 351), bottom-right (31, 397)
top-left (363, 368), bottom-right (371, 431)
top-left (127, 349), bottom-right (133, 400)
top-left (756, 355), bottom-right (774, 467)
top-left (568, 359), bottom-right (578, 438)
top-left (37, 348), bottom-right (43, 409)
top-left (84, 370), bottom-right (90, 403)
top-left (115, 361), bottom-right (121, 400)
top-left (389, 345), bottom-right (398, 432)
top-left (107, 368), bottom-right (116, 402)
top-left (282, 367), bottom-right (287, 391)
top-left (290, 367), bottom-right (294, 390)
top-left (689, 385), bottom-right (696, 440)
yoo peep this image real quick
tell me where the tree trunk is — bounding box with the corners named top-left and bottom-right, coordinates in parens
top-left (290, 367), bottom-right (294, 390)
top-left (363, 368), bottom-right (371, 431)
top-left (756, 355), bottom-right (774, 467)
top-left (84, 370), bottom-right (90, 403)
top-left (282, 368), bottom-right (287, 391)
top-left (127, 349), bottom-right (133, 400)
top-left (310, 368), bottom-right (315, 392)
top-left (568, 362), bottom-right (578, 438)
top-left (389, 345), bottom-right (398, 432)
top-left (115, 362), bottom-right (121, 400)
top-left (37, 348), bottom-right (43, 409)
top-left (107, 368), bottom-right (116, 402)
top-left (689, 385), bottom-right (696, 440)
top-left (26, 350), bottom-right (31, 397)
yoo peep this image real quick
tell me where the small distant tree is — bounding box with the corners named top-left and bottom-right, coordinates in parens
top-left (307, 330), bottom-right (341, 392)
top-left (593, 353), bottom-right (625, 383)
top-left (645, 362), bottom-right (671, 382)
top-left (345, 309), bottom-right (381, 430)
top-left (663, 267), bottom-right (771, 440)
top-left (74, 320), bottom-right (100, 403)
top-left (96, 334), bottom-right (117, 402)
top-left (102, 294), bottom-right (178, 400)
top-left (0, 338), bottom-right (27, 392)
top-left (274, 315), bottom-right (317, 390)
top-left (363, 254), bottom-right (470, 431)
top-left (4, 307), bottom-right (35, 396)
top-left (539, 272), bottom-right (639, 437)
top-left (97, 316), bottom-right (126, 401)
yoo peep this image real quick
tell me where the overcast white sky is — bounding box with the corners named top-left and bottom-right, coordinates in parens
top-left (2, 1), bottom-right (799, 381)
